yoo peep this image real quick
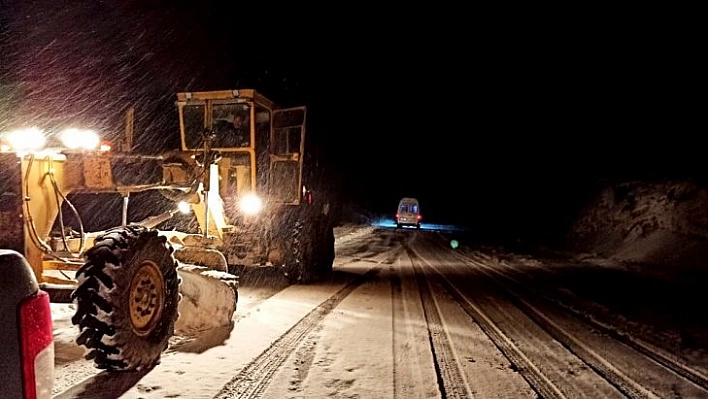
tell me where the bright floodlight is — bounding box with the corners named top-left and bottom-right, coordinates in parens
top-left (4, 127), bottom-right (46, 150)
top-left (239, 193), bottom-right (263, 215)
top-left (60, 128), bottom-right (100, 150)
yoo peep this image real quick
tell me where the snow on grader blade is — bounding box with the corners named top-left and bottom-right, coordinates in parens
top-left (0, 88), bottom-right (335, 371)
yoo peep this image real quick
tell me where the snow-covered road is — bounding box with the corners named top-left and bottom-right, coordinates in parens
top-left (52, 226), bottom-right (708, 398)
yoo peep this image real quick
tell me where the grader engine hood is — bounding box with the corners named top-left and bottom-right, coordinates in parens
top-left (0, 149), bottom-right (187, 288)
top-left (62, 153), bottom-right (165, 190)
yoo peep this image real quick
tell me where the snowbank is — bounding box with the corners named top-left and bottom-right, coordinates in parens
top-left (568, 179), bottom-right (708, 271)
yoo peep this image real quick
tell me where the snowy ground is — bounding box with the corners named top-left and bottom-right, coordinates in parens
top-left (53, 226), bottom-right (535, 398)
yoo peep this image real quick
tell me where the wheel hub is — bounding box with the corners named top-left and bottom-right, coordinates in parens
top-left (129, 260), bottom-right (165, 336)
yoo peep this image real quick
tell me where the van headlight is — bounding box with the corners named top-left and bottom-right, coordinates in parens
top-left (239, 193), bottom-right (263, 215)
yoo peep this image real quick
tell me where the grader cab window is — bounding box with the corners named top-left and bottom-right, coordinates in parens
top-left (182, 102), bottom-right (252, 150)
top-left (212, 103), bottom-right (250, 148)
top-left (273, 108), bottom-right (305, 155)
top-left (182, 104), bottom-right (206, 150)
top-left (254, 106), bottom-right (271, 150)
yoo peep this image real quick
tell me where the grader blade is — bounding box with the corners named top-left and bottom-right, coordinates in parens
top-left (174, 264), bottom-right (238, 335)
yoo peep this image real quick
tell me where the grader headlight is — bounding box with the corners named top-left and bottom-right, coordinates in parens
top-left (177, 201), bottom-right (192, 214)
top-left (60, 128), bottom-right (100, 150)
top-left (239, 193), bottom-right (263, 216)
top-left (2, 127), bottom-right (46, 151)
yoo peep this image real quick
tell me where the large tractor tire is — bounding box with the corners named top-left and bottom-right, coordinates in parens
top-left (71, 224), bottom-right (180, 371)
top-left (282, 219), bottom-right (314, 284)
top-left (282, 218), bottom-right (335, 284)
top-left (318, 224), bottom-right (335, 274)
top-left (309, 220), bottom-right (334, 276)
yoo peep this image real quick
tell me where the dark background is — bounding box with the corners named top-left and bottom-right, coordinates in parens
top-left (0, 2), bottom-right (702, 240)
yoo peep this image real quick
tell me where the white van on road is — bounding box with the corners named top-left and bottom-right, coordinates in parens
top-left (396, 197), bottom-right (422, 229)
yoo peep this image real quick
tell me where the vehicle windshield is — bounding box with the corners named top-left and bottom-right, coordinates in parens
top-left (399, 203), bottom-right (419, 213)
top-left (182, 102), bottom-right (251, 150)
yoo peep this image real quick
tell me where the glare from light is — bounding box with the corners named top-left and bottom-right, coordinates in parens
top-left (240, 193), bottom-right (263, 215)
top-left (99, 141), bottom-right (112, 152)
top-left (60, 128), bottom-right (100, 150)
top-left (4, 127), bottom-right (46, 150)
top-left (177, 201), bottom-right (192, 214)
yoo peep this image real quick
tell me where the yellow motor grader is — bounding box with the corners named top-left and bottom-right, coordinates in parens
top-left (0, 88), bottom-right (335, 371)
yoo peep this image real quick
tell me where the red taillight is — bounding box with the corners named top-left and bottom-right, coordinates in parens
top-left (417, 215), bottom-right (422, 220)
top-left (19, 291), bottom-right (54, 399)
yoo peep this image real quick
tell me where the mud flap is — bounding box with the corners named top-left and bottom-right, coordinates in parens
top-left (175, 264), bottom-right (238, 334)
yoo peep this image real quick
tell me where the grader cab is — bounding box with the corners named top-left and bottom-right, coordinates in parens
top-left (174, 89), bottom-right (335, 282)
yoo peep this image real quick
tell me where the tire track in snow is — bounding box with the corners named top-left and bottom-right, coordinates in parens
top-left (415, 236), bottom-right (708, 398)
top-left (461, 249), bottom-right (708, 392)
top-left (405, 246), bottom-right (473, 399)
top-left (459, 250), bottom-right (708, 398)
top-left (408, 244), bottom-right (573, 399)
top-left (213, 251), bottom-right (396, 399)
top-left (391, 262), bottom-right (440, 399)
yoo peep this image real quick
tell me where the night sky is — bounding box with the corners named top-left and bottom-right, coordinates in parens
top-left (0, 2), bottom-right (701, 239)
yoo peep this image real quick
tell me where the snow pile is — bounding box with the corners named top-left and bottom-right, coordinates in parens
top-left (334, 224), bottom-right (375, 246)
top-left (569, 179), bottom-right (708, 271)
